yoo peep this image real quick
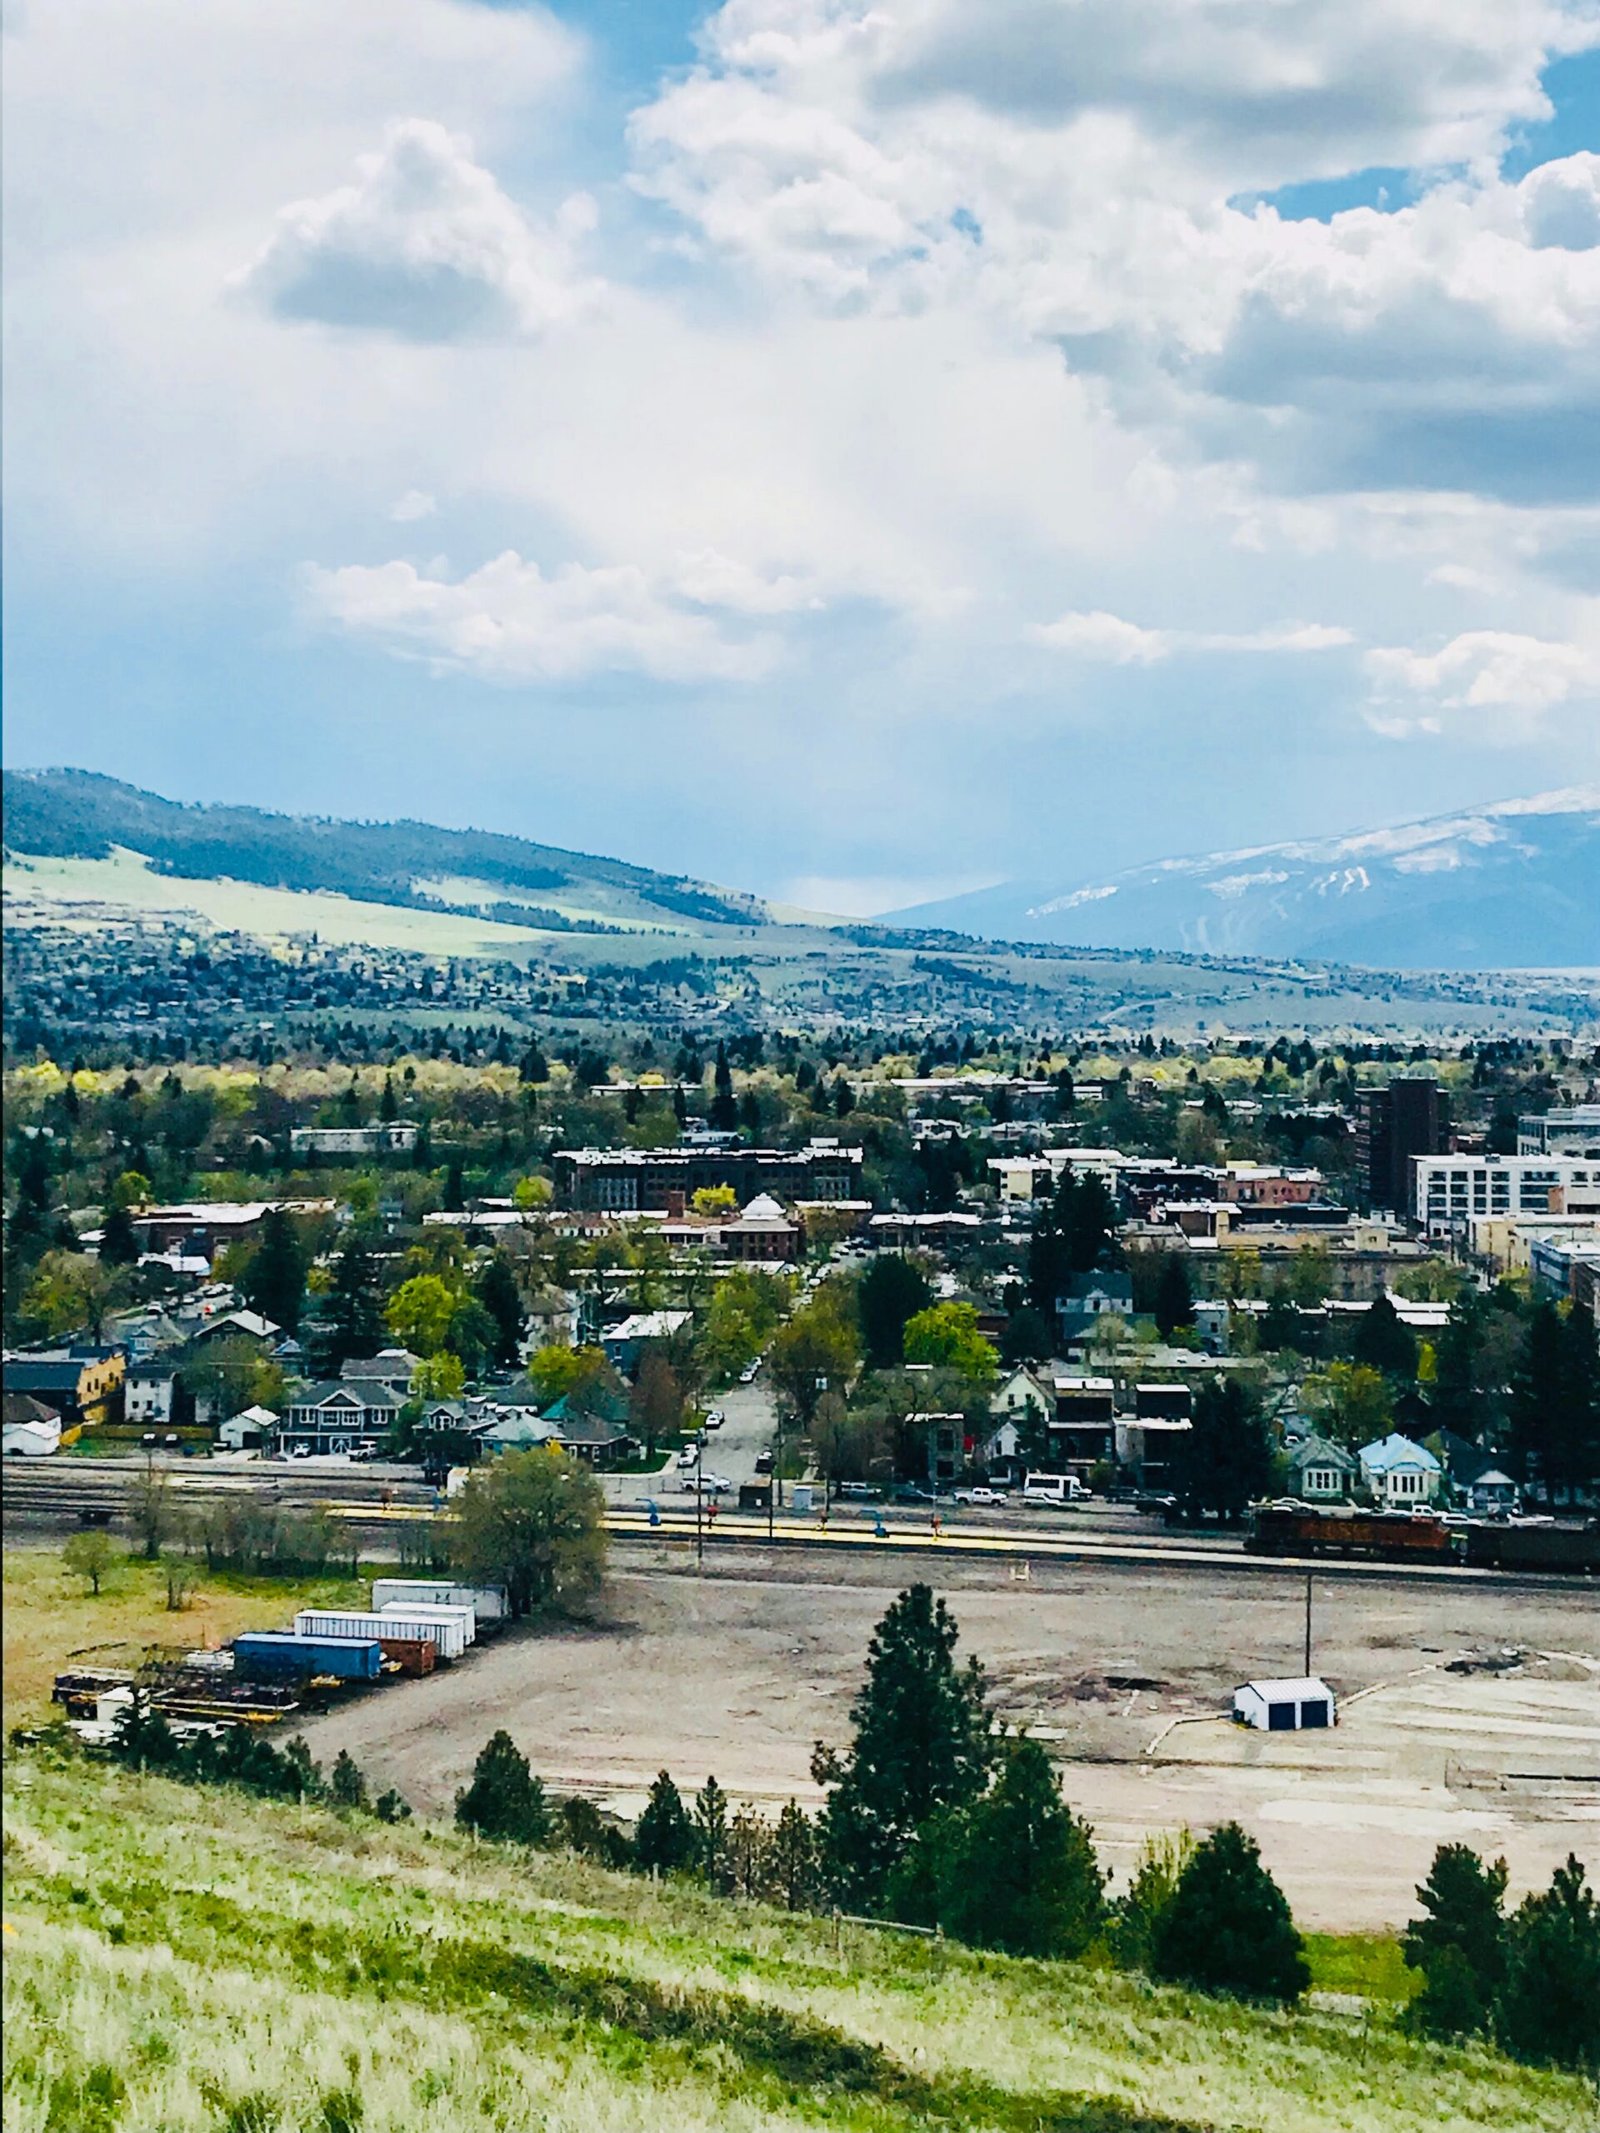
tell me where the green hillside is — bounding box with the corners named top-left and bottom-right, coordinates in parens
top-left (4, 1757), bottom-right (1586, 2133)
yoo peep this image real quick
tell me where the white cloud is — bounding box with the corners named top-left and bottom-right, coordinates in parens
top-left (1364, 630), bottom-right (1598, 739)
top-left (1030, 610), bottom-right (1353, 660)
top-left (230, 118), bottom-right (599, 340)
top-left (670, 549), bottom-right (824, 613)
top-left (304, 550), bottom-right (786, 682)
top-left (389, 489), bottom-right (437, 523)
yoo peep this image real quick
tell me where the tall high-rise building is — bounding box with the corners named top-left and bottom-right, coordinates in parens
top-left (1355, 1079), bottom-right (1449, 1214)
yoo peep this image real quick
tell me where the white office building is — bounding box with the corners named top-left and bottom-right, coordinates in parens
top-left (1518, 1107), bottom-right (1600, 1158)
top-left (1412, 1155), bottom-right (1600, 1231)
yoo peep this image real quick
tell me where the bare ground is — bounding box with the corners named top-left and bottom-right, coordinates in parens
top-left (296, 1545), bottom-right (1600, 1931)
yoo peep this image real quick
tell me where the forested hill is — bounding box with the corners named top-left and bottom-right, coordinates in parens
top-left (1, 768), bottom-right (771, 933)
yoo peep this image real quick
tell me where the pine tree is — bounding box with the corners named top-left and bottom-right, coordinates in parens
top-left (1402, 1844), bottom-right (1507, 2037)
top-left (912, 1739), bottom-right (1104, 1958)
top-left (1152, 1822), bottom-right (1308, 2002)
top-left (711, 1043), bottom-right (737, 1131)
top-left (379, 1075), bottom-right (399, 1122)
top-left (1169, 1379), bottom-right (1272, 1523)
top-left (475, 1254), bottom-right (525, 1370)
top-left (813, 1585), bottom-right (993, 1910)
top-left (323, 1239), bottom-right (383, 1371)
top-left (693, 1775), bottom-right (732, 1891)
top-left (98, 1202), bottom-right (140, 1267)
top-left (1154, 1253), bottom-right (1194, 1339)
top-left (766, 1801), bottom-right (820, 1911)
top-left (857, 1255), bottom-right (934, 1371)
top-left (635, 1770), bottom-right (695, 1875)
top-left (1353, 1293), bottom-right (1419, 1382)
top-left (240, 1208), bottom-right (308, 1333)
top-left (329, 1749), bottom-right (369, 1811)
top-left (1496, 1855), bottom-right (1600, 2070)
top-left (455, 1730), bottom-right (550, 1845)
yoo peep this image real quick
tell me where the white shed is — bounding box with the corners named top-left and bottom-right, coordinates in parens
top-left (1232, 1676), bottom-right (1336, 1732)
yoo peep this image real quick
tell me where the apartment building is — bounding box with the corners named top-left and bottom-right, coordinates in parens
top-left (1413, 1154), bottom-right (1600, 1230)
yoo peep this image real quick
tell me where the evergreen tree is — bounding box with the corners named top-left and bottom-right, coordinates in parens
top-left (1402, 1844), bottom-right (1507, 2038)
top-left (1026, 1174), bottom-right (1073, 1317)
top-left (97, 1202), bottom-right (140, 1267)
top-left (673, 1085), bottom-right (689, 1128)
top-left (905, 1739), bottom-right (1104, 1958)
top-left (329, 1749), bottom-right (369, 1811)
top-left (635, 1770), bottom-right (695, 1875)
top-left (239, 1208), bottom-right (308, 1333)
top-left (857, 1255), bottom-right (934, 1371)
top-left (1496, 1855), bottom-right (1600, 2070)
top-left (1353, 1293), bottom-right (1419, 1382)
top-left (1152, 1822), bottom-right (1308, 2003)
top-left (1067, 1171), bottom-right (1121, 1274)
top-left (739, 1088), bottom-right (762, 1137)
top-left (454, 1730), bottom-right (550, 1845)
top-left (379, 1074), bottom-right (399, 1122)
top-left (1154, 1253), bottom-right (1194, 1339)
top-left (1507, 1302), bottom-right (1598, 1500)
top-left (711, 1043), bottom-right (738, 1131)
top-left (813, 1585), bottom-right (993, 1910)
top-left (1169, 1379), bottom-right (1272, 1523)
top-left (693, 1775), bottom-right (732, 1891)
top-left (374, 1787), bottom-right (412, 1824)
top-left (475, 1254), bottom-right (525, 1370)
top-left (767, 1801), bottom-right (820, 1911)
top-left (323, 1239), bottom-right (383, 1372)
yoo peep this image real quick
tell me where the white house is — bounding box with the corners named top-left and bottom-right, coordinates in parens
top-left (1233, 1676), bottom-right (1336, 1731)
top-left (1358, 1432), bottom-right (1442, 1507)
top-left (124, 1364), bottom-right (176, 1428)
top-left (4, 1414), bottom-right (62, 1457)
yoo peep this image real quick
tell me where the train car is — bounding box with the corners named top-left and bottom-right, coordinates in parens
top-left (1245, 1504), bottom-right (1455, 1562)
top-left (1461, 1521), bottom-right (1600, 1574)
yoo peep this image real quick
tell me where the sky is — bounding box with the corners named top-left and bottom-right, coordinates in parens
top-left (3, 1), bottom-right (1598, 917)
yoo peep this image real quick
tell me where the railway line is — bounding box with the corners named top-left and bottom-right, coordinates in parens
top-left (6, 1460), bottom-right (1583, 1588)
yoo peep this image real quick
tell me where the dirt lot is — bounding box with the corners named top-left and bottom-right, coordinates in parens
top-left (297, 1546), bottom-right (1600, 1931)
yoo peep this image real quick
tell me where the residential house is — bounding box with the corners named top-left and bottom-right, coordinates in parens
top-left (1284, 1432), bottom-right (1358, 1503)
top-left (277, 1381), bottom-right (401, 1456)
top-left (2, 1347), bottom-right (125, 1429)
top-left (217, 1404), bottom-right (277, 1452)
top-left (1055, 1270), bottom-right (1134, 1345)
top-left (340, 1349), bottom-right (421, 1399)
top-left (1048, 1375), bottom-right (1117, 1480)
top-left (192, 1309), bottom-right (282, 1352)
top-left (123, 1363), bottom-right (176, 1429)
top-left (1428, 1429), bottom-right (1520, 1516)
top-left (1358, 1432), bottom-right (1442, 1507)
top-left (3, 1391), bottom-right (63, 1458)
top-left (601, 1312), bottom-right (692, 1379)
top-left (540, 1385), bottom-right (638, 1467)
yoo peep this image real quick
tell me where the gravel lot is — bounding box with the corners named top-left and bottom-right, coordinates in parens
top-left (297, 1548), bottom-right (1600, 1930)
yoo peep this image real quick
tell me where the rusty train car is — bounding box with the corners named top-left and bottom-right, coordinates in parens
top-left (1244, 1505), bottom-right (1456, 1562)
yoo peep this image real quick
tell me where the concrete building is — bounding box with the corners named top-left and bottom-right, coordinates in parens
top-left (1357, 1079), bottom-right (1449, 1213)
top-left (555, 1139), bottom-right (862, 1213)
top-left (1413, 1155), bottom-right (1600, 1231)
top-left (288, 1123), bottom-right (419, 1157)
top-left (1518, 1106), bottom-right (1600, 1158)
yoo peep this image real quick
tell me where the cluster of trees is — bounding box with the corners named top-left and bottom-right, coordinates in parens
top-left (109, 1693), bottom-right (411, 1824)
top-left (1404, 1843), bottom-right (1599, 2070)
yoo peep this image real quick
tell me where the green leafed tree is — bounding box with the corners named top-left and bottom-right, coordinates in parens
top-left (62, 1529), bottom-right (114, 1595)
top-left (902, 1301), bottom-right (998, 1388)
top-left (451, 1448), bottom-right (606, 1619)
top-left (1151, 1821), bottom-right (1309, 2003)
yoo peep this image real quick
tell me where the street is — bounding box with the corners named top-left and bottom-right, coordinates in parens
top-left (601, 1371), bottom-right (778, 1509)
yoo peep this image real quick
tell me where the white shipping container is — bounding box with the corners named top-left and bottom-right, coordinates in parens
top-left (375, 1601), bottom-right (477, 1648)
top-left (370, 1579), bottom-right (508, 1624)
top-left (294, 1609), bottom-right (469, 1661)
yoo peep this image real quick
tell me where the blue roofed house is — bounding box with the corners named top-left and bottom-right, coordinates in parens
top-left (1055, 1270), bottom-right (1134, 1346)
top-left (1358, 1432), bottom-right (1442, 1508)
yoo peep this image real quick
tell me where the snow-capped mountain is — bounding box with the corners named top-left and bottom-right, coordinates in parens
top-left (891, 790), bottom-right (1600, 969)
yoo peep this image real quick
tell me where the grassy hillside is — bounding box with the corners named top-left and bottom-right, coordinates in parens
top-left (4, 1756), bottom-right (1587, 2133)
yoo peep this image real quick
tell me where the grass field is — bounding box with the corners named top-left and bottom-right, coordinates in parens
top-left (4, 1756), bottom-right (1590, 2133)
top-left (2, 1542), bottom-right (369, 1725)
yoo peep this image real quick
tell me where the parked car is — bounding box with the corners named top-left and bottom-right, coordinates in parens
top-left (952, 1485), bottom-right (1010, 1507)
top-left (676, 1446), bottom-right (699, 1468)
top-left (891, 1483), bottom-right (945, 1505)
top-left (703, 1410), bottom-right (725, 1430)
top-left (738, 1363), bottom-right (759, 1383)
top-left (684, 1472), bottom-right (731, 1495)
top-left (753, 1450), bottom-right (774, 1475)
top-left (836, 1481), bottom-right (881, 1501)
top-left (1135, 1492), bottom-right (1177, 1516)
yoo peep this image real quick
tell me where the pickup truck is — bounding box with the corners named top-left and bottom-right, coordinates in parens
top-left (952, 1485), bottom-right (1010, 1507)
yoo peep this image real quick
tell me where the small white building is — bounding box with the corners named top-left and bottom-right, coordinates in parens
top-left (1359, 1431), bottom-right (1443, 1507)
top-left (1232, 1676), bottom-right (1336, 1731)
top-left (124, 1364), bottom-right (176, 1427)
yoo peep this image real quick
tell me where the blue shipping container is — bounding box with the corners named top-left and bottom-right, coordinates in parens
top-left (233, 1632), bottom-right (382, 1682)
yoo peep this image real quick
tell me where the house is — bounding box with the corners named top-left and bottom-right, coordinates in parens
top-left (992, 1365), bottom-right (1053, 1424)
top-left (1048, 1375), bottom-right (1117, 1478)
top-left (1055, 1270), bottom-right (1134, 1344)
top-left (123, 1363), bottom-right (176, 1428)
top-left (1285, 1433), bottom-right (1358, 1503)
top-left (1358, 1432), bottom-right (1442, 1507)
top-left (601, 1311), bottom-right (692, 1379)
top-left (720, 1193), bottom-right (801, 1263)
top-left (540, 1386), bottom-right (638, 1467)
top-left (1466, 1468), bottom-right (1520, 1517)
top-left (340, 1349), bottom-right (421, 1400)
top-left (217, 1404), bottom-right (277, 1452)
top-left (2, 1347), bottom-right (125, 1428)
top-left (1233, 1677), bottom-right (1336, 1731)
top-left (192, 1309), bottom-right (281, 1351)
top-left (277, 1381), bottom-right (401, 1456)
top-left (3, 1392), bottom-right (62, 1458)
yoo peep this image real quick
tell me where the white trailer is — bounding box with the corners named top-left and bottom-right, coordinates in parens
top-left (369, 1578), bottom-right (508, 1625)
top-left (295, 1608), bottom-right (470, 1662)
top-left (375, 1601), bottom-right (477, 1649)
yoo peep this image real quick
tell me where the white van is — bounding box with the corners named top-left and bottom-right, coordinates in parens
top-left (1021, 1474), bottom-right (1089, 1507)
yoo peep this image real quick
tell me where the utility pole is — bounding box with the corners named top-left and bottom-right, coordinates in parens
top-left (1303, 1569), bottom-right (1313, 1676)
top-left (696, 1440), bottom-right (704, 1569)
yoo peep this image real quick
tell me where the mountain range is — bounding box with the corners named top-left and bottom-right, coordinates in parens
top-left (891, 790), bottom-right (1600, 970)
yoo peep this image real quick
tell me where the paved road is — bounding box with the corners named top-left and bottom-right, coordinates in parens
top-left (602, 1374), bottom-right (778, 1510)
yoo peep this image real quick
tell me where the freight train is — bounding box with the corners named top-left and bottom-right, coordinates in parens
top-left (1246, 1503), bottom-right (1600, 1572)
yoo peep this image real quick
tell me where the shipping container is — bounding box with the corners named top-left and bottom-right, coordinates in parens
top-left (370, 1579), bottom-right (508, 1624)
top-left (294, 1609), bottom-right (469, 1660)
top-left (374, 1601), bottom-right (477, 1647)
top-left (1462, 1521), bottom-right (1600, 1573)
top-left (234, 1632), bottom-right (383, 1682)
top-left (378, 1635), bottom-right (437, 1678)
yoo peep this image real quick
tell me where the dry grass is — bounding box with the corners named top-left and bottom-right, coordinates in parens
top-left (1, 1540), bottom-right (368, 1725)
top-left (4, 1757), bottom-right (1590, 2133)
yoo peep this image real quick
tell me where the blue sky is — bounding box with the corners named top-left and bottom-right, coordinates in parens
top-left (4, 0), bottom-right (1598, 914)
